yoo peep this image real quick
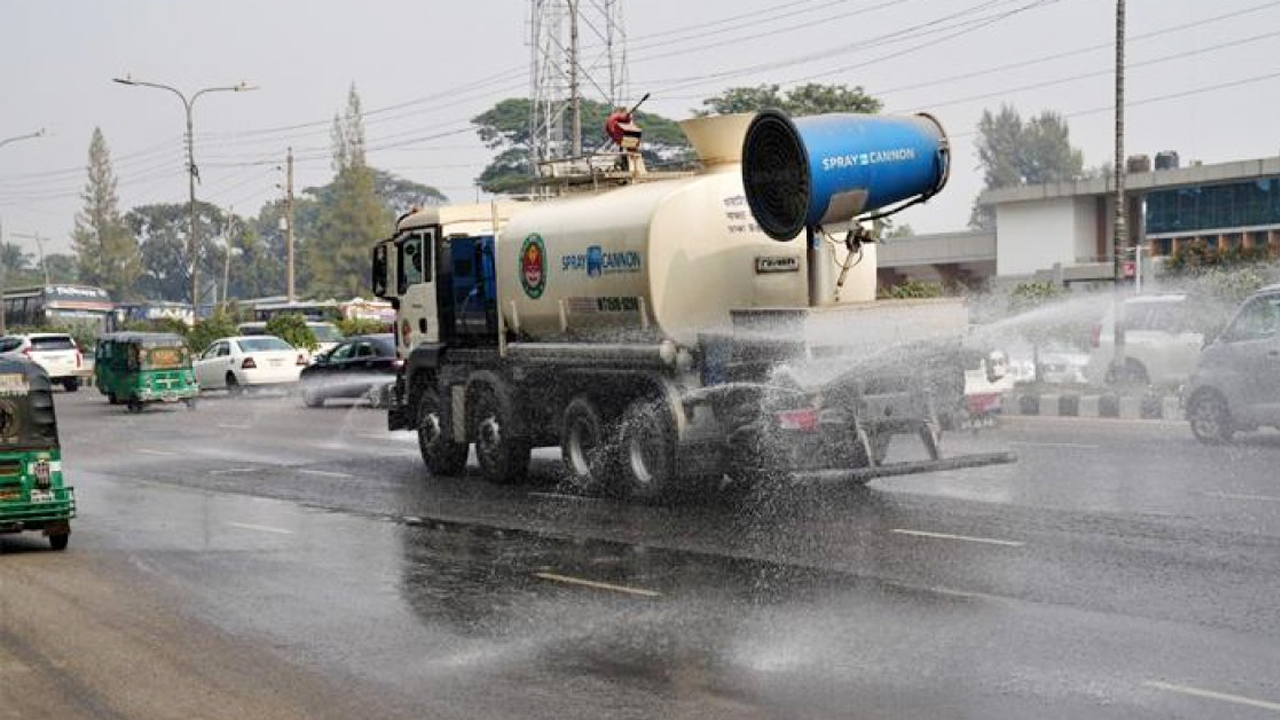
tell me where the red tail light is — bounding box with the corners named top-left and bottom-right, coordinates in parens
top-left (22, 347), bottom-right (31, 358)
top-left (776, 408), bottom-right (820, 432)
top-left (241, 357), bottom-right (257, 369)
top-left (76, 349), bottom-right (83, 368)
top-left (297, 353), bottom-right (308, 366)
top-left (1090, 323), bottom-right (1101, 349)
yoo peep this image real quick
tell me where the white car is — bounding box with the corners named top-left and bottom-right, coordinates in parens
top-left (193, 335), bottom-right (307, 395)
top-left (235, 321), bottom-right (344, 363)
top-left (1085, 293), bottom-right (1204, 387)
top-left (0, 333), bottom-right (87, 391)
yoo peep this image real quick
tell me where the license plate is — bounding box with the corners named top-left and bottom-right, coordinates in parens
top-left (269, 359), bottom-right (284, 367)
top-left (29, 489), bottom-right (53, 503)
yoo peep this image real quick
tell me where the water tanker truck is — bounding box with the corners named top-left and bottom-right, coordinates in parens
top-left (372, 110), bottom-right (1014, 499)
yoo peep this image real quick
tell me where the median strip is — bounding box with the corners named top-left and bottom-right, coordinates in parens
top-left (891, 529), bottom-right (1025, 547)
top-left (533, 572), bottom-right (662, 598)
top-left (1145, 681), bottom-right (1280, 713)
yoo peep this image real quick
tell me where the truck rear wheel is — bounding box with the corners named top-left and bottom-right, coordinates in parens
top-left (418, 385), bottom-right (467, 476)
top-left (617, 398), bottom-right (677, 502)
top-left (471, 386), bottom-right (530, 484)
top-left (560, 396), bottom-right (614, 493)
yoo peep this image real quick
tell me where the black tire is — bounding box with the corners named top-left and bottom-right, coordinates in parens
top-left (226, 373), bottom-right (244, 397)
top-left (126, 398), bottom-right (144, 414)
top-left (302, 386), bottom-right (324, 408)
top-left (560, 396), bottom-right (614, 493)
top-left (185, 397), bottom-right (198, 410)
top-left (617, 398), bottom-right (678, 502)
top-left (1188, 390), bottom-right (1233, 444)
top-left (418, 384), bottom-right (468, 476)
top-left (49, 532), bottom-right (69, 551)
top-left (471, 386), bottom-right (530, 484)
top-left (62, 378), bottom-right (80, 392)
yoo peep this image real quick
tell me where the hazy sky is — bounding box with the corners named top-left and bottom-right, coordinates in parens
top-left (2, 0), bottom-right (1277, 255)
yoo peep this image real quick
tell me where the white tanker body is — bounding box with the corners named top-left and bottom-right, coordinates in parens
top-left (375, 111), bottom-right (1013, 500)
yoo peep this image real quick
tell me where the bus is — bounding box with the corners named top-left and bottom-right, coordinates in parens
top-left (1, 284), bottom-right (115, 334)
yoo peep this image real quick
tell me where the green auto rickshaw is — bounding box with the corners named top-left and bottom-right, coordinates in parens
top-left (94, 332), bottom-right (199, 412)
top-left (0, 358), bottom-right (74, 550)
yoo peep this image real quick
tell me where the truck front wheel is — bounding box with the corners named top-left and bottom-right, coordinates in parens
top-left (617, 398), bottom-right (677, 502)
top-left (471, 386), bottom-right (530, 484)
top-left (418, 386), bottom-right (468, 476)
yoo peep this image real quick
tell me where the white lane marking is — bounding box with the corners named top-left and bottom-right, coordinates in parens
top-left (209, 467), bottom-right (258, 475)
top-left (297, 469), bottom-right (353, 479)
top-left (358, 433), bottom-right (414, 442)
top-left (533, 572), bottom-right (662, 598)
top-left (227, 522), bottom-right (295, 535)
top-left (217, 423), bottom-right (252, 430)
top-left (1146, 681), bottom-right (1280, 713)
top-left (891, 529), bottom-right (1025, 547)
top-left (137, 448), bottom-right (177, 456)
top-left (1009, 441), bottom-right (1100, 449)
top-left (1198, 491), bottom-right (1280, 504)
top-left (529, 492), bottom-right (592, 502)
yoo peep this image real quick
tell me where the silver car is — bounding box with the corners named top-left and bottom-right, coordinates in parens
top-left (1185, 284), bottom-right (1280, 443)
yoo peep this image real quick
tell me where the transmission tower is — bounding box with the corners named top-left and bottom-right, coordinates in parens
top-left (529, 0), bottom-right (628, 173)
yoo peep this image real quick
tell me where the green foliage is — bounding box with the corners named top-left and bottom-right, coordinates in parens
top-left (971, 106), bottom-right (1084, 229)
top-left (472, 97), bottom-right (692, 193)
top-left (696, 83), bottom-right (881, 116)
top-left (127, 201), bottom-right (229, 304)
top-left (1008, 281), bottom-right (1065, 312)
top-left (72, 127), bottom-right (143, 301)
top-left (336, 317), bottom-right (387, 336)
top-left (123, 317), bottom-right (190, 336)
top-left (186, 312), bottom-right (237, 355)
top-left (265, 313), bottom-right (317, 352)
top-left (878, 279), bottom-right (944, 299)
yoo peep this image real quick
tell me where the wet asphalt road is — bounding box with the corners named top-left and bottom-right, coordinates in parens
top-left (4, 389), bottom-right (1280, 719)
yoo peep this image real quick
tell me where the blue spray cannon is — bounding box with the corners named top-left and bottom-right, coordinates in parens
top-left (741, 110), bottom-right (950, 242)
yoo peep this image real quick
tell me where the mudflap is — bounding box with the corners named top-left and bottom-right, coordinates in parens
top-left (388, 377), bottom-right (412, 431)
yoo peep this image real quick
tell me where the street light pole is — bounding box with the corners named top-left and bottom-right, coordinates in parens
top-left (112, 76), bottom-right (257, 315)
top-left (0, 128), bottom-right (46, 150)
top-left (1, 128), bottom-right (47, 335)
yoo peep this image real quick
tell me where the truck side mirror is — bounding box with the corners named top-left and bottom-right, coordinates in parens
top-left (371, 244), bottom-right (388, 298)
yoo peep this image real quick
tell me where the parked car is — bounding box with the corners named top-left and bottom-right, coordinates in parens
top-left (1085, 293), bottom-right (1204, 387)
top-left (193, 335), bottom-right (307, 395)
top-left (235, 321), bottom-right (343, 362)
top-left (1185, 284), bottom-right (1280, 444)
top-left (0, 333), bottom-right (86, 391)
top-left (298, 334), bottom-right (399, 408)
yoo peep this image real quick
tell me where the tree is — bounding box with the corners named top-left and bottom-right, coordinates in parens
top-left (696, 83), bottom-right (881, 117)
top-left (472, 97), bottom-right (691, 193)
top-left (971, 106), bottom-right (1084, 229)
top-left (71, 128), bottom-right (142, 300)
top-left (128, 202), bottom-right (227, 303)
top-left (308, 84), bottom-right (390, 299)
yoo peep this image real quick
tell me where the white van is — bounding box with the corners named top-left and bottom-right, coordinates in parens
top-left (1085, 293), bottom-right (1203, 387)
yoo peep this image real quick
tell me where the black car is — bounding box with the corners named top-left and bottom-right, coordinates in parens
top-left (299, 334), bottom-right (399, 408)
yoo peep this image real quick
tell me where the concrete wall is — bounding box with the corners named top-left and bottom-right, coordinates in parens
top-left (995, 197), bottom-right (1099, 275)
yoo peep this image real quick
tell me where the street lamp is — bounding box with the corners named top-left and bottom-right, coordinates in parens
top-left (112, 75), bottom-right (257, 314)
top-left (0, 128), bottom-right (46, 150)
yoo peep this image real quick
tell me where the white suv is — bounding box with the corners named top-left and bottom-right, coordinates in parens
top-left (0, 333), bottom-right (86, 391)
top-left (1085, 293), bottom-right (1204, 387)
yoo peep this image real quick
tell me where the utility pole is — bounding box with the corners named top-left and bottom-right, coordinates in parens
top-left (1111, 0), bottom-right (1129, 377)
top-left (285, 147), bottom-right (296, 302)
top-left (11, 231), bottom-right (51, 287)
top-left (223, 209), bottom-right (234, 310)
